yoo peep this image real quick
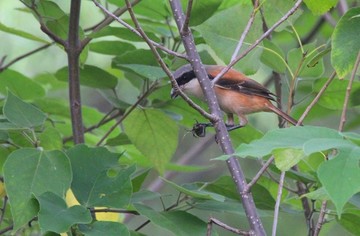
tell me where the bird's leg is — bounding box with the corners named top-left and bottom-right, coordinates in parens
top-left (224, 114), bottom-right (242, 132)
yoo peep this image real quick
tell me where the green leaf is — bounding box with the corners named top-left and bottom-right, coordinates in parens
top-left (3, 149), bottom-right (71, 230)
top-left (235, 126), bottom-right (341, 158)
top-left (79, 222), bottom-right (130, 236)
top-left (260, 39), bottom-right (287, 73)
top-left (89, 41), bottom-right (136, 55)
top-left (133, 204), bottom-right (212, 236)
top-left (37, 192), bottom-right (92, 234)
top-left (55, 65), bottom-right (118, 89)
top-left (0, 22), bottom-right (49, 43)
top-left (116, 64), bottom-right (166, 81)
top-left (123, 108), bottom-right (178, 174)
top-left (318, 147), bottom-right (360, 215)
top-left (131, 169), bottom-right (150, 193)
top-left (38, 127), bottom-right (63, 150)
top-left (162, 178), bottom-right (225, 202)
top-left (67, 144), bottom-right (134, 208)
top-left (304, 0), bottom-right (338, 15)
top-left (89, 26), bottom-right (160, 42)
top-left (313, 78), bottom-right (360, 110)
top-left (3, 91), bottom-right (47, 128)
top-left (261, 0), bottom-right (302, 31)
top-left (273, 148), bottom-right (307, 171)
top-left (131, 190), bottom-right (161, 203)
top-left (287, 43), bottom-right (324, 78)
top-left (0, 69), bottom-right (46, 100)
top-left (180, 0), bottom-right (222, 26)
top-left (331, 7), bottom-right (360, 78)
top-left (338, 212), bottom-right (360, 235)
top-left (194, 4), bottom-right (262, 74)
top-left (112, 49), bottom-right (166, 80)
top-left (113, 49), bottom-right (160, 66)
top-left (132, 0), bottom-right (169, 20)
top-left (203, 176), bottom-right (276, 210)
top-left (303, 187), bottom-right (330, 201)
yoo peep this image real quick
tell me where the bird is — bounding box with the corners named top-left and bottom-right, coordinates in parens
top-left (170, 64), bottom-right (299, 132)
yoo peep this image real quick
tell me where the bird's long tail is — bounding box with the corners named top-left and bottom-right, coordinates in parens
top-left (268, 104), bottom-right (301, 126)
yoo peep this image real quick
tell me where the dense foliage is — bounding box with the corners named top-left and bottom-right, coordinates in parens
top-left (0, 0), bottom-right (359, 235)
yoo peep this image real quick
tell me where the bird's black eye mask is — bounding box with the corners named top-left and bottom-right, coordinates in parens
top-left (174, 70), bottom-right (215, 86)
top-left (174, 70), bottom-right (196, 86)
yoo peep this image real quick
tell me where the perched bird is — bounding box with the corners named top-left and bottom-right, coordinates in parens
top-left (170, 64), bottom-right (298, 131)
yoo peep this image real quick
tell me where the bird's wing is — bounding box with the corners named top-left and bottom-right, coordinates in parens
top-left (215, 77), bottom-right (277, 101)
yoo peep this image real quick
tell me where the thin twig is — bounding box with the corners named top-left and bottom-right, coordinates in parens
top-left (96, 82), bottom-right (158, 146)
top-left (338, 50), bottom-right (360, 131)
top-left (297, 71), bottom-right (337, 124)
top-left (231, 0), bottom-right (259, 62)
top-left (246, 156), bottom-right (274, 191)
top-left (181, 0), bottom-right (193, 34)
top-left (83, 0), bottom-right (141, 32)
top-left (63, 109), bottom-right (122, 143)
top-left (272, 171), bottom-right (285, 236)
top-left (92, 0), bottom-right (187, 59)
top-left (207, 217), bottom-right (251, 236)
top-left (135, 196), bottom-right (188, 231)
top-left (20, 0), bottom-right (65, 45)
top-left (91, 208), bottom-right (139, 215)
top-left (0, 196), bottom-right (7, 227)
top-left (212, 0), bottom-right (304, 86)
top-left (0, 43), bottom-right (54, 72)
top-left (0, 225), bottom-right (13, 235)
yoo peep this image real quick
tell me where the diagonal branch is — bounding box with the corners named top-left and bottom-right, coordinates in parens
top-left (231, 0), bottom-right (259, 62)
top-left (92, 0), bottom-right (187, 59)
top-left (212, 0), bottom-right (303, 86)
top-left (168, 0), bottom-right (266, 235)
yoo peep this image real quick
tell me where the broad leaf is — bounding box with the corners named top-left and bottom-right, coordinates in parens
top-left (55, 65), bottom-right (118, 89)
top-left (0, 22), bottom-right (48, 43)
top-left (79, 222), bottom-right (130, 236)
top-left (3, 149), bottom-right (71, 230)
top-left (304, 0), bottom-right (338, 15)
top-left (180, 0), bottom-right (222, 26)
top-left (3, 91), bottom-right (47, 128)
top-left (67, 145), bottom-right (134, 208)
top-left (0, 69), bottom-right (46, 100)
top-left (287, 43), bottom-right (324, 78)
top-left (162, 178), bottom-right (225, 202)
top-left (123, 108), bottom-right (178, 174)
top-left (38, 192), bottom-right (92, 234)
top-left (89, 41), bottom-right (136, 55)
top-left (331, 7), bottom-right (360, 78)
top-left (260, 39), bottom-right (287, 73)
top-left (318, 147), bottom-right (360, 215)
top-left (313, 78), bottom-right (360, 110)
top-left (133, 204), bottom-right (213, 236)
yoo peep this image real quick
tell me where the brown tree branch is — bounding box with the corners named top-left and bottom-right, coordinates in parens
top-left (168, 0), bottom-right (266, 235)
top-left (65, 0), bottom-right (84, 144)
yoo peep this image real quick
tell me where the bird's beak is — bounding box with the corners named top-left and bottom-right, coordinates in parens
top-left (170, 88), bottom-right (178, 99)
